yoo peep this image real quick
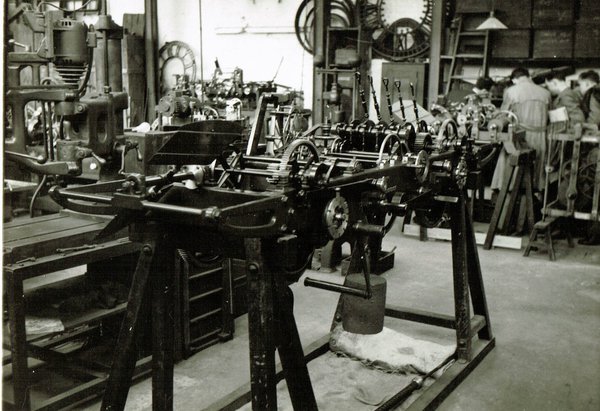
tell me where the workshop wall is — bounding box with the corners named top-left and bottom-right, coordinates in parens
top-left (108, 0), bottom-right (314, 107)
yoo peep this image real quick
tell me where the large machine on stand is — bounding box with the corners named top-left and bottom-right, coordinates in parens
top-left (5, 5), bottom-right (128, 183)
top-left (51, 83), bottom-right (496, 409)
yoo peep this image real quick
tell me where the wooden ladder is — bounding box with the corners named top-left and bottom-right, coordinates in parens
top-left (443, 14), bottom-right (491, 96)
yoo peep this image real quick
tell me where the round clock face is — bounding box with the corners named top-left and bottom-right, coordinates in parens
top-left (363, 0), bottom-right (433, 61)
top-left (158, 41), bottom-right (197, 94)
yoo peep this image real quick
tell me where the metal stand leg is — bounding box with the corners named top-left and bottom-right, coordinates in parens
top-left (244, 238), bottom-right (317, 411)
top-left (464, 198), bottom-right (493, 341)
top-left (152, 239), bottom-right (175, 411)
top-left (7, 274), bottom-right (31, 411)
top-left (274, 277), bottom-right (318, 411)
top-left (449, 193), bottom-right (472, 362)
top-left (101, 240), bottom-right (157, 411)
top-left (245, 238), bottom-right (277, 410)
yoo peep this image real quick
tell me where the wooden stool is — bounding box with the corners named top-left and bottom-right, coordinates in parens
top-left (523, 217), bottom-right (574, 261)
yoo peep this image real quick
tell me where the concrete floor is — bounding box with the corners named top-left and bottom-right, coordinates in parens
top-left (81, 226), bottom-right (600, 411)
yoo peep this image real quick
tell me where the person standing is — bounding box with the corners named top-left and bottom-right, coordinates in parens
top-left (545, 72), bottom-right (585, 125)
top-left (578, 70), bottom-right (600, 127)
top-left (577, 70), bottom-right (600, 245)
top-left (491, 67), bottom-right (551, 192)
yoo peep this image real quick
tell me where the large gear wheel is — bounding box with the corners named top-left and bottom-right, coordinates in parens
top-left (270, 139), bottom-right (320, 186)
top-left (279, 139), bottom-right (320, 171)
top-left (323, 194), bottom-right (350, 239)
top-left (398, 123), bottom-right (417, 151)
top-left (436, 118), bottom-right (459, 151)
top-left (413, 131), bottom-right (432, 152)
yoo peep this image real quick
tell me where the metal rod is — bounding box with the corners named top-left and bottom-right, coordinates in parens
top-left (198, 0), bottom-right (205, 103)
top-left (394, 80), bottom-right (406, 121)
top-left (60, 191), bottom-right (113, 204)
top-left (215, 168), bottom-right (273, 177)
top-left (243, 156), bottom-right (281, 163)
top-left (368, 75), bottom-right (382, 122)
top-left (41, 102), bottom-right (50, 161)
top-left (303, 277), bottom-right (369, 298)
top-left (355, 72), bottom-right (369, 120)
top-left (48, 103), bottom-right (54, 160)
top-left (382, 78), bottom-right (395, 124)
top-left (410, 82), bottom-right (420, 126)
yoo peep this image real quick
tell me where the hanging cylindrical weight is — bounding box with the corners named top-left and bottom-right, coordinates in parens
top-left (341, 274), bottom-right (386, 334)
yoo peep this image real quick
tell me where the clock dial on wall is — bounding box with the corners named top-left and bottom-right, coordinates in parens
top-left (362, 0), bottom-right (433, 61)
top-left (158, 41), bottom-right (197, 94)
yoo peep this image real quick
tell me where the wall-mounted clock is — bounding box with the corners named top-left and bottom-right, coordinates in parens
top-left (361, 0), bottom-right (434, 61)
top-left (158, 41), bottom-right (197, 95)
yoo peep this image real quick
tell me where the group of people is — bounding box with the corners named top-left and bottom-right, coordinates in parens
top-left (489, 67), bottom-right (600, 244)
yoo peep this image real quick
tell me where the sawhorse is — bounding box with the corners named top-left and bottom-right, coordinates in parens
top-left (484, 149), bottom-right (536, 249)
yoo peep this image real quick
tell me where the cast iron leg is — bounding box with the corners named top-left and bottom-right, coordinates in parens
top-left (7, 274), bottom-right (31, 411)
top-left (101, 240), bottom-right (156, 411)
top-left (151, 238), bottom-right (175, 411)
top-left (449, 194), bottom-right (472, 362)
top-left (245, 238), bottom-right (277, 410)
top-left (274, 277), bottom-right (318, 411)
top-left (464, 199), bottom-right (493, 341)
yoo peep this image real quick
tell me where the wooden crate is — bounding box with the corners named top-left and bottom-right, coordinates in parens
top-left (580, 0), bottom-right (600, 16)
top-left (533, 29), bottom-right (573, 59)
top-left (492, 30), bottom-right (531, 59)
top-left (461, 15), bottom-right (487, 31)
top-left (574, 22), bottom-right (600, 58)
top-left (532, 0), bottom-right (574, 27)
top-left (496, 0), bottom-right (532, 29)
top-left (455, 0), bottom-right (492, 13)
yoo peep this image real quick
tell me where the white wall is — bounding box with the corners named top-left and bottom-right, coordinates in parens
top-left (107, 0), bottom-right (314, 106)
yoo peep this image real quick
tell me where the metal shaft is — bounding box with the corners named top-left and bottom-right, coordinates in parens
top-left (410, 82), bottom-right (420, 125)
top-left (304, 277), bottom-right (369, 298)
top-left (394, 80), bottom-right (406, 121)
top-left (382, 78), bottom-right (395, 124)
top-left (368, 75), bottom-right (382, 122)
top-left (355, 72), bottom-right (369, 120)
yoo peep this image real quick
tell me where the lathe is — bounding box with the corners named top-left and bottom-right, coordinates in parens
top-left (51, 85), bottom-right (495, 409)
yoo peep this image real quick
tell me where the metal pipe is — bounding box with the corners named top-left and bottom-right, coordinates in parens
top-left (369, 75), bottom-right (382, 122)
top-left (304, 278), bottom-right (369, 298)
top-left (41, 102), bottom-right (49, 161)
top-left (243, 156), bottom-right (281, 163)
top-left (48, 103), bottom-right (54, 160)
top-left (394, 80), bottom-right (406, 121)
top-left (59, 190), bottom-right (113, 204)
top-left (198, 0), bottom-right (205, 103)
top-left (142, 202), bottom-right (219, 219)
top-left (382, 78), bottom-right (395, 123)
top-left (410, 82), bottom-right (420, 125)
top-left (356, 72), bottom-right (369, 120)
top-left (215, 168), bottom-right (273, 177)
top-left (325, 164), bottom-right (406, 187)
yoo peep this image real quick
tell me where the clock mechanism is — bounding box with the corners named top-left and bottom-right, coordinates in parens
top-left (158, 41), bottom-right (197, 94)
top-left (361, 0), bottom-right (433, 61)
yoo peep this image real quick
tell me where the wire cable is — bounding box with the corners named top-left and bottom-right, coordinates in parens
top-left (29, 174), bottom-right (48, 218)
top-left (37, 0), bottom-right (94, 12)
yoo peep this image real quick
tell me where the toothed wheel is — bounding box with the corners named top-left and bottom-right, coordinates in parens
top-left (436, 119), bottom-right (459, 151)
top-left (398, 123), bottom-right (416, 151)
top-left (323, 194), bottom-right (350, 239)
top-left (271, 139), bottom-right (320, 185)
top-left (413, 132), bottom-right (432, 152)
